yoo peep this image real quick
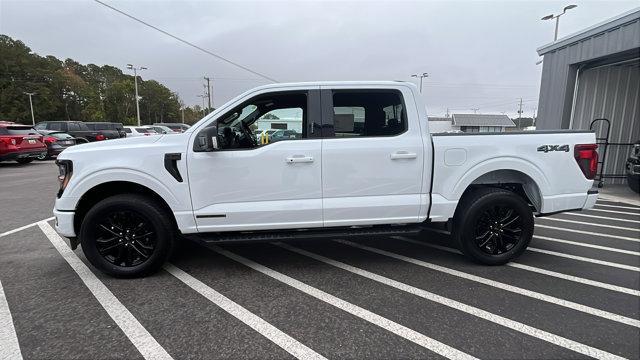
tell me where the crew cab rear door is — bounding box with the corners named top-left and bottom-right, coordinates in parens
top-left (188, 88), bottom-right (324, 232)
top-left (320, 85), bottom-right (426, 226)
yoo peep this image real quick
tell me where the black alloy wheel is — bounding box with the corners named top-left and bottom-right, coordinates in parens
top-left (474, 205), bottom-right (523, 255)
top-left (94, 210), bottom-right (156, 267)
top-left (452, 187), bottom-right (534, 265)
top-left (80, 194), bottom-right (175, 277)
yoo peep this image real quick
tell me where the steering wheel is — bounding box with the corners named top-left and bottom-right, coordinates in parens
top-left (240, 121), bottom-right (258, 147)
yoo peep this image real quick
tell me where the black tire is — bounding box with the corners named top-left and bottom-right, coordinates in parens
top-left (627, 174), bottom-right (640, 194)
top-left (15, 158), bottom-right (34, 164)
top-left (79, 194), bottom-right (175, 277)
top-left (452, 187), bottom-right (534, 265)
top-left (36, 153), bottom-right (48, 161)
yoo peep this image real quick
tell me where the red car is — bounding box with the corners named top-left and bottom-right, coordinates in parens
top-left (0, 122), bottom-right (47, 164)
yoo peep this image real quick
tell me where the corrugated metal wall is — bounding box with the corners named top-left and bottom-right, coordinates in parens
top-left (571, 59), bottom-right (640, 184)
top-left (536, 11), bottom-right (640, 130)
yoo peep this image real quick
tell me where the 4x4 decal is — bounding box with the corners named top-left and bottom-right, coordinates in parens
top-left (537, 144), bottom-right (570, 153)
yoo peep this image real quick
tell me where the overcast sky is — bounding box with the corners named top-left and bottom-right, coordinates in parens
top-left (1, 0), bottom-right (638, 118)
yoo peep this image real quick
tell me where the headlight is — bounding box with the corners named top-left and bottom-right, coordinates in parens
top-left (56, 159), bottom-right (73, 198)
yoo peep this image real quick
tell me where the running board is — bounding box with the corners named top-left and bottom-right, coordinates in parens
top-left (185, 224), bottom-right (424, 244)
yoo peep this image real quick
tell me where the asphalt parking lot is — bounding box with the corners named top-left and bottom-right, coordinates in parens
top-left (1, 162), bottom-right (639, 360)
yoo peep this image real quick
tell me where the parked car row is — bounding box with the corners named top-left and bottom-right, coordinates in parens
top-left (2, 120), bottom-right (191, 165)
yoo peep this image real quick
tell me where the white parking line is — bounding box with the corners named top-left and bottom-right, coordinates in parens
top-left (590, 208), bottom-right (640, 217)
top-left (534, 224), bottom-right (640, 243)
top-left (209, 245), bottom-right (476, 360)
top-left (275, 242), bottom-right (626, 360)
top-left (37, 222), bottom-right (173, 360)
top-left (395, 237), bottom-right (640, 297)
top-left (596, 203), bottom-right (640, 211)
top-left (0, 217), bottom-right (55, 238)
top-left (527, 247), bottom-right (640, 272)
top-left (565, 212), bottom-right (640, 224)
top-left (533, 235), bottom-right (640, 256)
top-left (164, 264), bottom-right (326, 360)
top-left (0, 280), bottom-right (23, 360)
top-left (537, 217), bottom-right (640, 232)
top-left (331, 240), bottom-right (640, 328)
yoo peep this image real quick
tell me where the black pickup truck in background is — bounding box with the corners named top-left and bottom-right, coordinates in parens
top-left (85, 122), bottom-right (126, 139)
top-left (35, 121), bottom-right (105, 143)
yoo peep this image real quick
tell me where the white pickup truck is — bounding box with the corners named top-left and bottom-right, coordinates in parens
top-left (53, 81), bottom-right (599, 277)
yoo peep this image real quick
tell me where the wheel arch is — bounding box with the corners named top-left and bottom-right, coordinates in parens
top-left (459, 169), bottom-right (543, 213)
top-left (73, 181), bottom-right (177, 237)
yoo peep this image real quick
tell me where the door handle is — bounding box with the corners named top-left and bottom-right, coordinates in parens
top-left (285, 155), bottom-right (314, 163)
top-left (390, 151), bottom-right (417, 160)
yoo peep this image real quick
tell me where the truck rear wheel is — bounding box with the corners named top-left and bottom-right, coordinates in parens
top-left (79, 194), bottom-right (175, 277)
top-left (452, 188), bottom-right (533, 265)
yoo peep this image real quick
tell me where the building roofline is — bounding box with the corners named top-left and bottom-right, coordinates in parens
top-left (537, 7), bottom-right (640, 55)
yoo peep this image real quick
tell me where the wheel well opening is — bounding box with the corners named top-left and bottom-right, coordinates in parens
top-left (74, 181), bottom-right (176, 235)
top-left (460, 170), bottom-right (542, 212)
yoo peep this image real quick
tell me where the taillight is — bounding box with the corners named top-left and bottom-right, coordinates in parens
top-left (0, 138), bottom-right (17, 146)
top-left (95, 134), bottom-right (105, 141)
top-left (574, 144), bottom-right (598, 180)
top-left (44, 136), bottom-right (57, 144)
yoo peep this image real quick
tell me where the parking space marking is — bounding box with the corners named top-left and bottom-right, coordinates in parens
top-left (209, 245), bottom-right (477, 360)
top-left (332, 240), bottom-right (640, 328)
top-left (37, 222), bottom-right (173, 360)
top-left (596, 204), bottom-right (640, 211)
top-left (533, 235), bottom-right (640, 256)
top-left (565, 212), bottom-right (640, 224)
top-left (275, 243), bottom-right (626, 360)
top-left (0, 217), bottom-right (54, 238)
top-left (590, 208), bottom-right (640, 217)
top-left (0, 280), bottom-right (23, 360)
top-left (164, 264), bottom-right (326, 360)
top-left (528, 247), bottom-right (640, 272)
top-left (534, 224), bottom-right (640, 242)
top-left (537, 217), bottom-right (639, 232)
top-left (396, 237), bottom-right (640, 297)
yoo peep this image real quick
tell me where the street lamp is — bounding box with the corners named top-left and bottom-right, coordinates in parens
top-left (23, 92), bottom-right (36, 125)
top-left (411, 73), bottom-right (429, 93)
top-left (126, 64), bottom-right (147, 126)
top-left (541, 4), bottom-right (577, 41)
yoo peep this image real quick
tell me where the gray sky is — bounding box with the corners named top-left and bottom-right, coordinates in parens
top-left (1, 0), bottom-right (638, 118)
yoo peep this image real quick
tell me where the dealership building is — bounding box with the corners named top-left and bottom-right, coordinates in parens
top-left (536, 8), bottom-right (639, 183)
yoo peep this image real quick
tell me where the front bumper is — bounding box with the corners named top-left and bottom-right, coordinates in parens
top-left (53, 209), bottom-right (76, 237)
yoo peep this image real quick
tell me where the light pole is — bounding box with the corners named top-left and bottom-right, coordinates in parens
top-left (541, 4), bottom-right (577, 41)
top-left (411, 73), bottom-right (429, 93)
top-left (23, 92), bottom-right (36, 125)
top-left (197, 95), bottom-right (206, 115)
top-left (127, 64), bottom-right (147, 126)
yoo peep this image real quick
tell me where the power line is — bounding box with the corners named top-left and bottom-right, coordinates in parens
top-left (92, 0), bottom-right (279, 83)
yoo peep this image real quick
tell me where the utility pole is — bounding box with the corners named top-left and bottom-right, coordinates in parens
top-left (24, 92), bottom-right (36, 125)
top-left (517, 98), bottom-right (523, 119)
top-left (204, 76), bottom-right (212, 113)
top-left (471, 108), bottom-right (479, 114)
top-left (410, 73), bottom-right (429, 93)
top-left (181, 107), bottom-right (185, 123)
top-left (197, 95), bottom-right (206, 115)
top-left (127, 64), bottom-right (147, 126)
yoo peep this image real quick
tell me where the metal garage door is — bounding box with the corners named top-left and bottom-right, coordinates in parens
top-left (570, 58), bottom-right (640, 184)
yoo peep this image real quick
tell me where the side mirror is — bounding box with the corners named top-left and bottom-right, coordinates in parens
top-left (196, 125), bottom-right (219, 152)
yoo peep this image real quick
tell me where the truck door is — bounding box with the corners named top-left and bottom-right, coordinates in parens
top-left (320, 86), bottom-right (425, 226)
top-left (188, 89), bottom-right (324, 232)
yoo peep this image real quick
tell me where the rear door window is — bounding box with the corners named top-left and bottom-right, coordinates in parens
top-left (329, 90), bottom-right (406, 137)
top-left (49, 123), bottom-right (64, 131)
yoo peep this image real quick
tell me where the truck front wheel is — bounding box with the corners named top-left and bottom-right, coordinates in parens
top-left (452, 188), bottom-right (534, 265)
top-left (79, 194), bottom-right (175, 277)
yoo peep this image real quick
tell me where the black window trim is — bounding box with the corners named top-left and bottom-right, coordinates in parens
top-left (321, 88), bottom-right (409, 139)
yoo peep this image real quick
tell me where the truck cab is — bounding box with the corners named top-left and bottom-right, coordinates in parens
top-left (52, 81), bottom-right (598, 277)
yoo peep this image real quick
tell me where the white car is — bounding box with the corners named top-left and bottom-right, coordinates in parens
top-left (123, 126), bottom-right (159, 137)
top-left (148, 125), bottom-right (177, 134)
top-left (53, 81), bottom-right (598, 277)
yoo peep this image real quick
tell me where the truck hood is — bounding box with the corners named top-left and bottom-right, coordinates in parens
top-left (59, 135), bottom-right (164, 157)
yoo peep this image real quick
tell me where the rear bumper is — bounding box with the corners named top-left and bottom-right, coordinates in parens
top-left (53, 209), bottom-right (76, 237)
top-left (0, 148), bottom-right (47, 161)
top-left (582, 189), bottom-right (599, 210)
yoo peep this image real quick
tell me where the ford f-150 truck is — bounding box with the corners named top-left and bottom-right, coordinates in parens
top-left (52, 81), bottom-right (599, 277)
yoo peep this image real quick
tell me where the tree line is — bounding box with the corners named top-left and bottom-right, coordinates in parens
top-left (0, 35), bottom-right (205, 126)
